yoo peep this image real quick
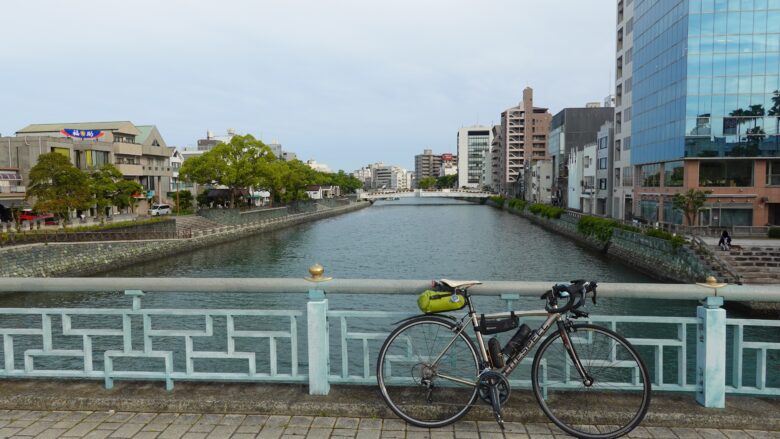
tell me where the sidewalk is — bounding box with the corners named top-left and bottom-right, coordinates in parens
top-left (0, 381), bottom-right (777, 438)
top-left (1, 409), bottom-right (779, 439)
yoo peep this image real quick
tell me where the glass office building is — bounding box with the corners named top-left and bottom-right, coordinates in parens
top-left (631, 0), bottom-right (780, 226)
top-left (633, 0), bottom-right (780, 163)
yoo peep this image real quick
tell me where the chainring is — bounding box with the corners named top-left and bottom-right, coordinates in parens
top-left (477, 370), bottom-right (511, 406)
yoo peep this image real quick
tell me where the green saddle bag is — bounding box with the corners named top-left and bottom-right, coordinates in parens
top-left (417, 290), bottom-right (467, 314)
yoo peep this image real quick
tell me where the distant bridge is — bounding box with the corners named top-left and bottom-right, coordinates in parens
top-left (357, 188), bottom-right (497, 201)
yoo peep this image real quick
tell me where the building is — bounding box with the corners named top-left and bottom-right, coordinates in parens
top-left (524, 159), bottom-right (553, 204)
top-left (612, 0), bottom-right (635, 220)
top-left (456, 126), bottom-right (493, 189)
top-left (197, 129), bottom-right (236, 151)
top-left (306, 160), bottom-right (331, 173)
top-left (305, 185), bottom-right (340, 199)
top-left (494, 87), bottom-right (552, 197)
top-left (415, 149), bottom-right (442, 184)
top-left (439, 153), bottom-right (457, 177)
top-left (568, 142), bottom-right (598, 213)
top-left (596, 121), bottom-right (615, 216)
top-left (548, 106), bottom-right (615, 207)
top-left (631, 0), bottom-right (780, 226)
top-left (6, 121), bottom-right (173, 216)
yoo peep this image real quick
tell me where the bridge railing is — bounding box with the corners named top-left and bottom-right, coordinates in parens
top-left (0, 276), bottom-right (778, 408)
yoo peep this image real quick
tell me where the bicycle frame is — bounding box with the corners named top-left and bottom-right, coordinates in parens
top-left (433, 288), bottom-right (590, 386)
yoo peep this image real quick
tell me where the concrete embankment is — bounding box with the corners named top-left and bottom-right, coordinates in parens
top-left (488, 201), bottom-right (714, 284)
top-left (0, 380), bottom-right (778, 430)
top-left (0, 202), bottom-right (368, 277)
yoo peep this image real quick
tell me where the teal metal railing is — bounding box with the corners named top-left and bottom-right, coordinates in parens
top-left (0, 277), bottom-right (777, 407)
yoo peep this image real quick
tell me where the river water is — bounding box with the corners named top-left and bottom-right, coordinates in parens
top-left (3, 199), bottom-right (773, 388)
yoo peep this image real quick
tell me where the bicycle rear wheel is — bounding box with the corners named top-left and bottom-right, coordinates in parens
top-left (377, 316), bottom-right (480, 428)
top-left (531, 324), bottom-right (651, 439)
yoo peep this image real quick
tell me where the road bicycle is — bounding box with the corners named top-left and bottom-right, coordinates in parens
top-left (376, 279), bottom-right (651, 439)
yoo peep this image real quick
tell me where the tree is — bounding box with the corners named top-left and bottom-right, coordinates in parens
top-left (89, 164), bottom-right (142, 224)
top-left (180, 134), bottom-right (274, 207)
top-left (436, 174), bottom-right (458, 189)
top-left (672, 188), bottom-right (711, 226)
top-left (175, 190), bottom-right (193, 212)
top-left (418, 176), bottom-right (437, 189)
top-left (768, 90), bottom-right (780, 153)
top-left (26, 152), bottom-right (91, 226)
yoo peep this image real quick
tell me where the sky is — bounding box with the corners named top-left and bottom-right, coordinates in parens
top-left (1, 0), bottom-right (616, 172)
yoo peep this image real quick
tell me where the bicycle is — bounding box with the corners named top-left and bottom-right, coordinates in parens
top-left (376, 279), bottom-right (651, 439)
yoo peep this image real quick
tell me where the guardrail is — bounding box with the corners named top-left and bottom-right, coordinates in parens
top-left (0, 229), bottom-right (190, 248)
top-left (690, 235), bottom-right (743, 284)
top-left (0, 276), bottom-right (778, 408)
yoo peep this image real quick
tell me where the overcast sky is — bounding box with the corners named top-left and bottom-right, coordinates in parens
top-left (1, 0), bottom-right (615, 172)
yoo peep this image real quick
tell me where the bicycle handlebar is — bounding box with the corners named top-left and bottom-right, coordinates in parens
top-left (542, 280), bottom-right (598, 314)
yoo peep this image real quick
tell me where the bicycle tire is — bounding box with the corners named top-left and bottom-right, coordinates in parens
top-left (531, 323), bottom-right (651, 439)
top-left (376, 315), bottom-right (480, 428)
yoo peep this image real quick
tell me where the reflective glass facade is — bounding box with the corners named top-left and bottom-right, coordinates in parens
top-left (632, 0), bottom-right (780, 164)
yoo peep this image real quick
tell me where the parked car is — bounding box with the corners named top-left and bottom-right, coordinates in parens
top-left (150, 204), bottom-right (172, 216)
top-left (18, 210), bottom-right (57, 224)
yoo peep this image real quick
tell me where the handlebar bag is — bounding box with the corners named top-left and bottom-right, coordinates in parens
top-left (417, 290), bottom-right (467, 314)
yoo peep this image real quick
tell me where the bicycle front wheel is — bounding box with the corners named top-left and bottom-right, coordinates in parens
top-left (377, 316), bottom-right (480, 428)
top-left (531, 324), bottom-right (651, 439)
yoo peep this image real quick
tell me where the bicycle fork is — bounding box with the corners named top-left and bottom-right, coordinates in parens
top-left (557, 321), bottom-right (593, 387)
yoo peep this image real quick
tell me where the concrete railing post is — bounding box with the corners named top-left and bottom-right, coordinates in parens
top-left (696, 295), bottom-right (726, 408)
top-left (305, 263), bottom-right (333, 396)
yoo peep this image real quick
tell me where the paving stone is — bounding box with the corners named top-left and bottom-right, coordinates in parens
top-left (381, 420), bottom-right (406, 431)
top-left (63, 421), bottom-right (101, 436)
top-left (52, 420), bottom-right (81, 430)
top-left (335, 418), bottom-right (360, 429)
top-left (32, 428), bottom-right (69, 439)
top-left (0, 427), bottom-right (22, 437)
top-left (359, 419), bottom-right (382, 430)
top-left (110, 422), bottom-right (145, 438)
top-left (157, 423), bottom-right (193, 439)
top-left (243, 415), bottom-right (270, 427)
top-left (524, 424), bottom-right (552, 435)
top-left (284, 427), bottom-right (310, 436)
top-left (672, 428), bottom-right (702, 439)
top-left (282, 435), bottom-right (307, 439)
top-left (17, 421), bottom-right (56, 436)
top-left (453, 422), bottom-right (477, 432)
top-left (332, 428), bottom-right (358, 438)
top-left (429, 432), bottom-right (455, 439)
top-left (744, 432), bottom-right (780, 439)
top-left (6, 419), bottom-right (34, 428)
top-left (18, 411), bottom-right (47, 421)
top-left (205, 424), bottom-right (238, 438)
top-left (152, 414), bottom-right (181, 425)
top-left (130, 433), bottom-right (160, 439)
top-left (180, 434), bottom-right (207, 439)
top-left (129, 414), bottom-right (160, 424)
top-left (235, 424), bottom-right (264, 434)
top-left (266, 416), bottom-right (293, 428)
top-left (220, 414), bottom-right (246, 426)
top-left (171, 414), bottom-right (201, 425)
top-left (644, 426), bottom-right (677, 438)
top-left (232, 434), bottom-right (256, 439)
top-left (186, 423), bottom-right (215, 434)
top-left (453, 432), bottom-right (479, 439)
top-left (311, 418), bottom-right (337, 429)
top-left (142, 423), bottom-right (175, 433)
top-left (307, 428), bottom-right (334, 439)
top-left (406, 432), bottom-right (431, 439)
top-left (503, 434), bottom-right (529, 439)
top-left (696, 429), bottom-right (728, 439)
top-left (97, 422), bottom-right (124, 431)
top-left (84, 412), bottom-right (114, 423)
top-left (380, 431), bottom-right (406, 439)
top-left (356, 430), bottom-right (382, 439)
top-left (257, 426), bottom-right (285, 439)
top-left (628, 426), bottom-right (655, 438)
top-left (82, 429), bottom-right (114, 439)
top-left (721, 430), bottom-right (753, 439)
top-left (107, 412), bottom-right (137, 423)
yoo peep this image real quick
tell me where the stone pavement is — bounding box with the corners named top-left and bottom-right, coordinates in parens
top-left (0, 410), bottom-right (778, 439)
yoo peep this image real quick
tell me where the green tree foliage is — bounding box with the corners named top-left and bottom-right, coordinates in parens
top-left (672, 188), bottom-right (711, 226)
top-left (26, 152), bottom-right (91, 225)
top-left (174, 190), bottom-right (194, 213)
top-left (89, 164), bottom-right (143, 223)
top-left (180, 134), bottom-right (274, 207)
top-left (418, 176), bottom-right (437, 189)
top-left (436, 174), bottom-right (458, 189)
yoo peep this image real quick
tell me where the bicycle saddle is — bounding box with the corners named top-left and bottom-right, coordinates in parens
top-left (439, 279), bottom-right (482, 289)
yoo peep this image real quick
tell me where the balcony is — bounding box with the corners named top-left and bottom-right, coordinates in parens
top-left (113, 144), bottom-right (142, 156)
top-left (115, 163), bottom-right (143, 176)
top-left (0, 185), bottom-right (25, 199)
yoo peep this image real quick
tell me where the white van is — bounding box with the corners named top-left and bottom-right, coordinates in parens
top-left (150, 203), bottom-right (172, 216)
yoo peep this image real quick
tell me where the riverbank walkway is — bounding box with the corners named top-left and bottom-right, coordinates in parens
top-left (0, 381), bottom-right (777, 438)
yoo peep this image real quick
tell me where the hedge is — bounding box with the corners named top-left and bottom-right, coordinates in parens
top-left (528, 203), bottom-right (564, 219)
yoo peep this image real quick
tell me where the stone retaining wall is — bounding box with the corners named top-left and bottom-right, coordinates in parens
top-left (494, 202), bottom-right (713, 283)
top-left (0, 202), bottom-right (369, 277)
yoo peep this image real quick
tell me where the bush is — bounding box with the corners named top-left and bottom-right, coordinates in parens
top-left (769, 227), bottom-right (780, 239)
top-left (643, 228), bottom-right (686, 249)
top-left (489, 196), bottom-right (506, 207)
top-left (529, 203), bottom-right (564, 219)
top-left (577, 216), bottom-right (619, 242)
top-left (507, 198), bottom-right (527, 211)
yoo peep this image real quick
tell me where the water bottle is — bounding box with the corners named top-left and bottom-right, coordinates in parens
top-left (501, 324), bottom-right (532, 357)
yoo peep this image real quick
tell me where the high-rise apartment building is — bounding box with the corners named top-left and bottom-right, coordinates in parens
top-left (494, 87), bottom-right (552, 196)
top-left (631, 0), bottom-right (780, 226)
top-left (612, 0), bottom-right (635, 220)
top-left (456, 126), bottom-right (493, 189)
top-left (415, 149), bottom-right (442, 184)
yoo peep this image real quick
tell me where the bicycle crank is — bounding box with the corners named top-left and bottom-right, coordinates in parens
top-left (477, 370), bottom-right (510, 428)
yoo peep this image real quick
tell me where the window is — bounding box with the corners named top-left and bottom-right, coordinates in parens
top-left (623, 136), bottom-right (631, 150)
top-left (640, 163), bottom-right (661, 187)
top-left (623, 166), bottom-right (633, 186)
top-left (766, 160), bottom-right (780, 185)
top-left (599, 157), bottom-right (608, 169)
top-left (615, 168), bottom-right (621, 186)
top-left (599, 178), bottom-right (607, 190)
top-left (625, 48), bottom-right (633, 64)
top-left (624, 107), bottom-right (632, 122)
top-left (624, 77), bottom-right (632, 94)
top-left (699, 160), bottom-right (753, 187)
top-left (664, 161), bottom-right (684, 187)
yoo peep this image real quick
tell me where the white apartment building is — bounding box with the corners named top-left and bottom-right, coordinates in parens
top-left (528, 160), bottom-right (553, 204)
top-left (612, 0), bottom-right (634, 220)
top-left (457, 126), bottom-right (493, 189)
